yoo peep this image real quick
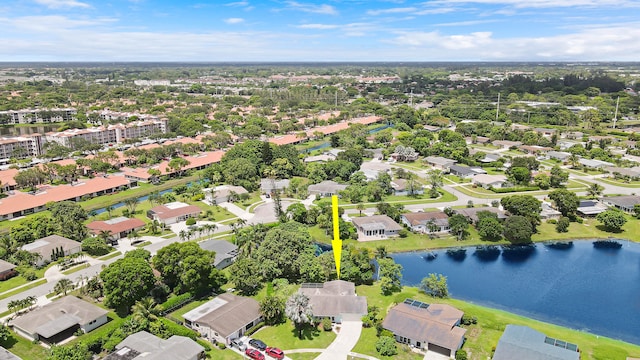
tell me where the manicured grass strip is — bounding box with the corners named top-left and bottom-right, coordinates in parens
top-left (62, 263), bottom-right (90, 275)
top-left (98, 251), bottom-right (122, 260)
top-left (288, 353), bottom-right (323, 360)
top-left (0, 329), bottom-right (48, 359)
top-left (0, 279), bottom-right (47, 300)
top-left (253, 320), bottom-right (337, 350)
top-left (134, 241), bottom-right (152, 247)
top-left (0, 276), bottom-right (31, 295)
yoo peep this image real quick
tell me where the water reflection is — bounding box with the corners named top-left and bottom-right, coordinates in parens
top-left (501, 244), bottom-right (536, 262)
top-left (473, 245), bottom-right (501, 262)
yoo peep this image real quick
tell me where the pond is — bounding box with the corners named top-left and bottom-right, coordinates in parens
top-left (391, 240), bottom-right (640, 345)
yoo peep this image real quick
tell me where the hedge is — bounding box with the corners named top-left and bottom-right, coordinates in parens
top-left (244, 321), bottom-right (264, 337)
top-left (159, 293), bottom-right (193, 312)
top-left (490, 186), bottom-right (540, 193)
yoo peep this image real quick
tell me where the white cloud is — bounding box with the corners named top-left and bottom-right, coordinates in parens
top-left (297, 23), bottom-right (340, 29)
top-left (224, 18), bottom-right (245, 24)
top-left (435, 19), bottom-right (499, 26)
top-left (284, 1), bottom-right (338, 15)
top-left (33, 0), bottom-right (91, 8)
top-left (0, 15), bottom-right (116, 32)
top-left (423, 0), bottom-right (640, 8)
top-left (366, 7), bottom-right (417, 15)
top-left (226, 1), bottom-right (249, 6)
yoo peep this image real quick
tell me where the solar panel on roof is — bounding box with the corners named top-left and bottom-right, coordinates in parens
top-left (403, 298), bottom-right (429, 309)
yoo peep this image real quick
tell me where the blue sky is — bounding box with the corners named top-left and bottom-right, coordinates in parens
top-left (1, 0), bottom-right (639, 61)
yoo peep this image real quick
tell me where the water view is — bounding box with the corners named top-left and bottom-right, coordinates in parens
top-left (392, 240), bottom-right (640, 345)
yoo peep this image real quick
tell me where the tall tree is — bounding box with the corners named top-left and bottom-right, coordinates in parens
top-left (100, 256), bottom-right (155, 313)
top-left (549, 189), bottom-right (580, 217)
top-left (285, 293), bottom-right (314, 339)
top-left (427, 169), bottom-right (443, 198)
top-left (48, 201), bottom-right (88, 241)
top-left (53, 278), bottom-right (74, 296)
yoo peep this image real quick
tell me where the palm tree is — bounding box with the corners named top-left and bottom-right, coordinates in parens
top-left (587, 183), bottom-right (604, 199)
top-left (427, 169), bottom-right (443, 198)
top-left (128, 230), bottom-right (140, 245)
top-left (97, 230), bottom-right (113, 244)
top-left (105, 205), bottom-right (114, 218)
top-left (53, 278), bottom-right (74, 296)
top-left (124, 198), bottom-right (138, 215)
top-left (285, 293), bottom-right (314, 339)
top-left (179, 229), bottom-right (188, 242)
top-left (131, 297), bottom-right (160, 322)
top-left (356, 203), bottom-right (365, 217)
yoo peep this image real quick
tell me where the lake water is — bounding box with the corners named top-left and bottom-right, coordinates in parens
top-left (391, 240), bottom-right (640, 345)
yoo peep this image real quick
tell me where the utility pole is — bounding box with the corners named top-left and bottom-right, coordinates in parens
top-left (495, 92), bottom-right (501, 122)
top-left (613, 96), bottom-right (620, 129)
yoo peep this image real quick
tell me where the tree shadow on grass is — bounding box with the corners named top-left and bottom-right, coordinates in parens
top-left (291, 324), bottom-right (321, 341)
top-left (0, 333), bottom-right (18, 350)
top-left (595, 225), bottom-right (624, 234)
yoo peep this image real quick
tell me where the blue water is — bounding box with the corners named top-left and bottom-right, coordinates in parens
top-left (391, 240), bottom-right (640, 345)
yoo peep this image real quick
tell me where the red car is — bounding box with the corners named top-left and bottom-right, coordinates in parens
top-left (245, 349), bottom-right (265, 360)
top-left (265, 347), bottom-right (285, 359)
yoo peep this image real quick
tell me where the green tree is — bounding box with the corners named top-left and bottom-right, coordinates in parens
top-left (556, 217), bottom-right (570, 233)
top-left (549, 189), bottom-right (580, 217)
top-left (550, 165), bottom-right (569, 188)
top-left (596, 209), bottom-right (627, 232)
top-left (427, 169), bottom-right (443, 198)
top-left (124, 198), bottom-right (139, 214)
top-left (100, 256), bottom-right (155, 312)
top-left (377, 257), bottom-right (403, 295)
top-left (420, 273), bottom-right (448, 298)
top-left (501, 195), bottom-right (542, 228)
top-left (255, 222), bottom-right (315, 282)
top-left (376, 336), bottom-right (398, 356)
top-left (48, 201), bottom-right (88, 241)
top-left (285, 293), bottom-right (314, 339)
top-left (503, 215), bottom-right (533, 244)
top-left (0, 325), bottom-right (10, 342)
top-left (47, 343), bottom-right (91, 360)
top-left (260, 295), bottom-right (286, 325)
top-left (477, 214), bottom-right (503, 241)
top-left (509, 167), bottom-right (531, 185)
top-left (448, 214), bottom-right (469, 241)
top-left (229, 258), bottom-right (263, 296)
top-left (131, 297), bottom-right (160, 323)
top-left (53, 278), bottom-right (74, 296)
top-left (587, 183), bottom-right (604, 199)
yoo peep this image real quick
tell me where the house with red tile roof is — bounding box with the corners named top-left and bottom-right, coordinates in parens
top-left (87, 217), bottom-right (146, 242)
top-left (147, 202), bottom-right (201, 225)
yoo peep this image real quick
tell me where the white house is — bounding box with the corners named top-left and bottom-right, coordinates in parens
top-left (401, 211), bottom-right (450, 233)
top-left (147, 202), bottom-right (202, 225)
top-left (21, 235), bottom-right (82, 267)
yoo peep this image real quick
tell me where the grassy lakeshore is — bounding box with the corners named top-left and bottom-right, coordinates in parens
top-left (355, 284), bottom-right (640, 360)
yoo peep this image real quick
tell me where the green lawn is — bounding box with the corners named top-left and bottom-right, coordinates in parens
top-left (62, 263), bottom-right (90, 275)
top-left (0, 275), bottom-right (32, 295)
top-left (206, 347), bottom-right (244, 359)
top-left (253, 320), bottom-right (337, 350)
top-left (287, 352), bottom-right (322, 360)
top-left (351, 327), bottom-right (422, 360)
top-left (355, 284), bottom-right (640, 360)
top-left (98, 251), bottom-right (122, 260)
top-left (0, 330), bottom-right (48, 359)
top-left (597, 177), bottom-right (640, 188)
top-left (0, 279), bottom-right (47, 300)
top-left (235, 192), bottom-right (264, 210)
top-left (534, 216), bottom-right (640, 243)
top-left (327, 190), bottom-right (458, 209)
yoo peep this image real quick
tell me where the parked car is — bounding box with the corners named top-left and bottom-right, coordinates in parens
top-left (245, 349), bottom-right (265, 360)
top-left (231, 339), bottom-right (247, 351)
top-left (249, 338), bottom-right (267, 351)
top-left (265, 347), bottom-right (285, 359)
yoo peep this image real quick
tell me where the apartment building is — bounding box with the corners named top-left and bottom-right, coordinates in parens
top-left (0, 108), bottom-right (76, 125)
top-left (0, 134), bottom-right (44, 159)
top-left (45, 119), bottom-right (168, 147)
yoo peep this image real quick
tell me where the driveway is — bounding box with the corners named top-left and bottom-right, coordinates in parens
top-left (315, 320), bottom-right (362, 360)
top-left (423, 351), bottom-right (451, 360)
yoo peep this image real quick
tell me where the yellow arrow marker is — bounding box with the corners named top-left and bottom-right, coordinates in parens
top-left (331, 195), bottom-right (342, 279)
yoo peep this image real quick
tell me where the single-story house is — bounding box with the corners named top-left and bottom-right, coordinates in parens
top-left (147, 202), bottom-right (201, 225)
top-left (579, 158), bottom-right (614, 169)
top-left (605, 167), bottom-right (640, 179)
top-left (304, 154), bottom-right (334, 163)
top-left (299, 280), bottom-right (367, 323)
top-left (183, 293), bottom-right (262, 345)
top-left (382, 299), bottom-right (466, 358)
top-left (106, 331), bottom-right (205, 360)
top-left (391, 179), bottom-right (423, 196)
top-left (424, 156), bottom-right (456, 170)
top-left (601, 195), bottom-right (640, 213)
top-left (479, 153), bottom-right (502, 163)
top-left (21, 235), bottom-right (82, 267)
top-left (11, 296), bottom-right (108, 344)
top-left (87, 217), bottom-right (146, 243)
top-left (519, 145), bottom-right (552, 155)
top-left (576, 200), bottom-right (608, 217)
top-left (423, 125), bottom-right (441, 132)
top-left (351, 215), bottom-right (403, 240)
top-left (198, 239), bottom-right (239, 269)
top-left (547, 151), bottom-right (571, 162)
top-left (448, 165), bottom-right (483, 178)
top-left (390, 151), bottom-right (419, 162)
top-left (565, 131), bottom-right (584, 140)
top-left (534, 127), bottom-right (557, 137)
top-left (455, 207), bottom-right (507, 224)
top-left (207, 185), bottom-right (248, 204)
top-left (472, 174), bottom-right (508, 189)
top-left (540, 203), bottom-right (562, 220)
top-left (492, 140), bottom-right (522, 149)
top-left (0, 260), bottom-right (17, 281)
top-left (493, 325), bottom-right (579, 360)
top-left (308, 180), bottom-right (348, 197)
top-left (401, 211), bottom-right (450, 233)
top-left (260, 178), bottom-right (290, 194)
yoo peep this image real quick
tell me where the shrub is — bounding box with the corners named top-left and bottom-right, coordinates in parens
top-left (378, 329), bottom-right (394, 338)
top-left (398, 229), bottom-right (408, 238)
top-left (185, 218), bottom-right (196, 226)
top-left (245, 321), bottom-right (264, 336)
top-left (491, 186), bottom-right (540, 193)
top-left (556, 217), bottom-right (570, 233)
top-left (546, 219), bottom-right (557, 224)
top-left (82, 237), bottom-right (112, 256)
top-left (455, 349), bottom-right (468, 360)
top-left (321, 318), bottom-right (332, 331)
top-left (461, 315), bottom-right (478, 325)
top-left (218, 343), bottom-right (227, 350)
top-left (376, 336), bottom-right (398, 356)
top-left (159, 293), bottom-right (193, 312)
top-left (20, 268), bottom-right (37, 281)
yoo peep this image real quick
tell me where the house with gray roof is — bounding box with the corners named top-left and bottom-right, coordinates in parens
top-left (602, 195), bottom-right (640, 213)
top-left (183, 293), bottom-right (262, 345)
top-left (382, 299), bottom-right (466, 358)
top-left (198, 239), bottom-right (238, 269)
top-left (448, 165), bottom-right (483, 178)
top-left (493, 325), bottom-right (579, 360)
top-left (308, 180), bottom-right (348, 197)
top-left (391, 179), bottom-right (423, 196)
top-left (401, 211), bottom-right (450, 234)
top-left (106, 331), bottom-right (205, 360)
top-left (21, 235), bottom-right (81, 267)
top-left (207, 185), bottom-right (248, 204)
top-left (577, 200), bottom-right (608, 217)
top-left (260, 178), bottom-right (290, 194)
top-left (424, 156), bottom-right (456, 170)
top-left (455, 207), bottom-right (506, 224)
top-left (579, 158), bottom-right (613, 169)
top-left (0, 260), bottom-right (17, 281)
top-left (11, 296), bottom-right (108, 344)
top-left (299, 280), bottom-right (367, 323)
top-left (547, 151), bottom-right (571, 162)
top-left (351, 215), bottom-right (403, 240)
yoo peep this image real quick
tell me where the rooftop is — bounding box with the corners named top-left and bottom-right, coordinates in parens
top-left (184, 293), bottom-right (261, 339)
top-left (108, 331), bottom-right (204, 360)
top-left (493, 325), bottom-right (579, 360)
